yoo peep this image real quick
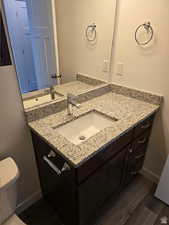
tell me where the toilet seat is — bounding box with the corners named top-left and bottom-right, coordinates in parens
top-left (3, 214), bottom-right (26, 225)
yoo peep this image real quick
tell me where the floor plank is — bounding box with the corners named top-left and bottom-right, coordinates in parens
top-left (19, 199), bottom-right (63, 225)
top-left (91, 175), bottom-right (153, 225)
top-left (125, 186), bottom-right (165, 225)
top-left (153, 204), bottom-right (169, 225)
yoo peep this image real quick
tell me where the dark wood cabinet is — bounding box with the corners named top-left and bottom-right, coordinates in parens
top-left (78, 148), bottom-right (126, 225)
top-left (31, 112), bottom-right (156, 225)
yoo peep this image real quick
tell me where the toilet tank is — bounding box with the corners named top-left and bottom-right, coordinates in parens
top-left (0, 158), bottom-right (19, 224)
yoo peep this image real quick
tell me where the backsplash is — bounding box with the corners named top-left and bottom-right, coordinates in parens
top-left (25, 82), bottom-right (163, 123)
top-left (26, 84), bottom-right (111, 122)
top-left (111, 83), bottom-right (163, 105)
top-left (76, 73), bottom-right (105, 86)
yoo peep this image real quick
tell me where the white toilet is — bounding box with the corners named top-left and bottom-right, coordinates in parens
top-left (0, 157), bottom-right (26, 225)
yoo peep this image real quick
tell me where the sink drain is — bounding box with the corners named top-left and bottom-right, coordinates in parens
top-left (79, 136), bottom-right (86, 141)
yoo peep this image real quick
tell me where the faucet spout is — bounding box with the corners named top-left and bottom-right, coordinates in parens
top-left (49, 86), bottom-right (56, 100)
top-left (67, 93), bottom-right (81, 115)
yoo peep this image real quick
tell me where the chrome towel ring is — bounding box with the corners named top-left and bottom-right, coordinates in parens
top-left (135, 22), bottom-right (154, 45)
top-left (85, 23), bottom-right (97, 41)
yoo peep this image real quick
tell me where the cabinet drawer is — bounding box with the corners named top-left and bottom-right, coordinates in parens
top-left (134, 113), bottom-right (155, 138)
top-left (133, 129), bottom-right (151, 150)
top-left (76, 128), bottom-right (133, 184)
top-left (123, 157), bottom-right (145, 186)
top-left (133, 144), bottom-right (147, 160)
top-left (78, 149), bottom-right (126, 225)
top-left (32, 132), bottom-right (73, 175)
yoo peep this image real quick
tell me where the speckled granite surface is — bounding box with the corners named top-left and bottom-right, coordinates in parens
top-left (111, 83), bottom-right (162, 105)
top-left (29, 92), bottom-right (160, 167)
top-left (56, 80), bottom-right (98, 95)
top-left (26, 83), bottom-right (110, 122)
top-left (24, 76), bottom-right (106, 110)
top-left (77, 73), bottom-right (105, 86)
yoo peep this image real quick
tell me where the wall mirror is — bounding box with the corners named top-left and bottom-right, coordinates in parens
top-left (2, 0), bottom-right (116, 109)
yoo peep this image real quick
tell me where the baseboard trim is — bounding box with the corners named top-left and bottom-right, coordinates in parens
top-left (16, 190), bottom-right (42, 214)
top-left (141, 167), bottom-right (160, 184)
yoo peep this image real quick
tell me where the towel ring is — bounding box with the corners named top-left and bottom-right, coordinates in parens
top-left (85, 23), bottom-right (97, 41)
top-left (135, 22), bottom-right (154, 45)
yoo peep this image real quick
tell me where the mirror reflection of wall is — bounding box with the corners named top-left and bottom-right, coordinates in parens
top-left (2, 0), bottom-right (116, 98)
top-left (55, 0), bottom-right (116, 84)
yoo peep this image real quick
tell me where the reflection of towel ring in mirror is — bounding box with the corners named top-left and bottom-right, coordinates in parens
top-left (85, 23), bottom-right (97, 41)
top-left (135, 22), bottom-right (154, 45)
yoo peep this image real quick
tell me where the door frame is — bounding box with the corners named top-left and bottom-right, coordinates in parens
top-left (51, 0), bottom-right (60, 77)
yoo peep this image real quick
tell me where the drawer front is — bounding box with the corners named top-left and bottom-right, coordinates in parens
top-left (126, 130), bottom-right (150, 162)
top-left (133, 129), bottom-right (151, 150)
top-left (122, 136), bottom-right (149, 186)
top-left (32, 132), bottom-right (74, 178)
top-left (134, 113), bottom-right (155, 138)
top-left (78, 149), bottom-right (126, 225)
top-left (133, 144), bottom-right (147, 160)
top-left (123, 157), bottom-right (145, 186)
top-left (76, 128), bottom-right (133, 184)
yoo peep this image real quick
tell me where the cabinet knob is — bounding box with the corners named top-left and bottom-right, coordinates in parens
top-left (135, 154), bottom-right (145, 159)
top-left (48, 150), bottom-right (56, 158)
top-left (138, 138), bottom-right (147, 144)
top-left (61, 162), bottom-right (71, 172)
top-left (128, 148), bottom-right (133, 153)
top-left (141, 124), bottom-right (150, 129)
top-left (131, 171), bottom-right (139, 175)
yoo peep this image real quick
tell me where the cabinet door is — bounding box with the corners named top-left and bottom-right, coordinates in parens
top-left (123, 144), bottom-right (147, 186)
top-left (31, 132), bottom-right (77, 225)
top-left (78, 149), bottom-right (126, 225)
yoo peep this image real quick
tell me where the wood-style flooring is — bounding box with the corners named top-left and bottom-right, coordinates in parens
top-left (19, 175), bottom-right (169, 225)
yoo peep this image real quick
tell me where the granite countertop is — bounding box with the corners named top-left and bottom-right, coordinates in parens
top-left (24, 73), bottom-right (106, 111)
top-left (29, 91), bottom-right (159, 167)
top-left (55, 80), bottom-right (98, 96)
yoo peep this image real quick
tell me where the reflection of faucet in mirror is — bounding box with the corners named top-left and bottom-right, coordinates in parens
top-left (49, 86), bottom-right (56, 100)
top-left (67, 93), bottom-right (81, 115)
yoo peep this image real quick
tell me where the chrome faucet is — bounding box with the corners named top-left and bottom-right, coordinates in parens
top-left (67, 93), bottom-right (80, 115)
top-left (49, 86), bottom-right (56, 100)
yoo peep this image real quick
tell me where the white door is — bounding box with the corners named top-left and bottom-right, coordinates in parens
top-left (3, 0), bottom-right (38, 93)
top-left (26, 0), bottom-right (60, 89)
top-left (155, 155), bottom-right (169, 205)
top-left (17, 2), bottom-right (38, 91)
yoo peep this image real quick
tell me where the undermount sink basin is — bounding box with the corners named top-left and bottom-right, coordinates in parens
top-left (53, 111), bottom-right (118, 145)
top-left (23, 92), bottom-right (63, 109)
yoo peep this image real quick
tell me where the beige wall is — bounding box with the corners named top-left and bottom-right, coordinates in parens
top-left (0, 66), bottom-right (40, 210)
top-left (55, 0), bottom-right (117, 83)
top-left (112, 0), bottom-right (169, 178)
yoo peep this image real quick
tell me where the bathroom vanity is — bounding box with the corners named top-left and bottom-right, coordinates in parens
top-left (31, 112), bottom-right (155, 225)
top-left (28, 83), bottom-right (161, 225)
